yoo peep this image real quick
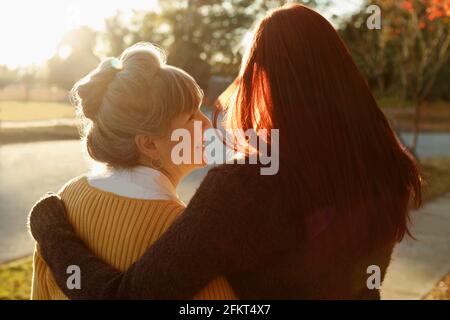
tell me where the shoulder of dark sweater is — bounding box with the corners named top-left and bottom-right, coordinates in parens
top-left (190, 163), bottom-right (294, 255)
top-left (197, 163), bottom-right (279, 217)
top-left (206, 162), bottom-right (269, 183)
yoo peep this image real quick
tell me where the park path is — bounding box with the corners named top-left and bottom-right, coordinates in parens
top-left (381, 192), bottom-right (450, 299)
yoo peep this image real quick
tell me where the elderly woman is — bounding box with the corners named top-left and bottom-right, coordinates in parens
top-left (31, 43), bottom-right (235, 300)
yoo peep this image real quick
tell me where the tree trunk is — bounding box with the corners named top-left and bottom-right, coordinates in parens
top-left (24, 83), bottom-right (30, 102)
top-left (410, 98), bottom-right (423, 154)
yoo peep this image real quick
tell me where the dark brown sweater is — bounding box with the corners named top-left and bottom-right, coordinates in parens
top-left (29, 164), bottom-right (395, 299)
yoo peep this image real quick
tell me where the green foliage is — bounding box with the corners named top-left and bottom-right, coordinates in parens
top-left (47, 27), bottom-right (99, 90)
top-left (101, 1), bottom-right (320, 90)
top-left (431, 61), bottom-right (450, 100)
top-left (0, 257), bottom-right (32, 300)
top-left (339, 0), bottom-right (450, 102)
top-left (422, 156), bottom-right (450, 201)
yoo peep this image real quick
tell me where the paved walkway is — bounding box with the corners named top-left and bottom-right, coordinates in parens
top-left (381, 193), bottom-right (450, 299)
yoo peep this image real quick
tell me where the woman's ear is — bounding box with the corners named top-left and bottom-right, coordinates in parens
top-left (135, 134), bottom-right (160, 160)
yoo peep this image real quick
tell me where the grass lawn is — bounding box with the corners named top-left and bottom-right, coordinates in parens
top-left (0, 125), bottom-right (79, 145)
top-left (0, 256), bottom-right (33, 300)
top-left (424, 273), bottom-right (450, 300)
top-left (0, 101), bottom-right (75, 121)
top-left (1, 157), bottom-right (450, 300)
top-left (422, 157), bottom-right (450, 201)
top-left (0, 101), bottom-right (80, 144)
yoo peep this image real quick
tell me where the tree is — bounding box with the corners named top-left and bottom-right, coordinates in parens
top-left (102, 1), bottom-right (322, 90)
top-left (395, 0), bottom-right (450, 152)
top-left (340, 0), bottom-right (450, 153)
top-left (103, 11), bottom-right (134, 57)
top-left (47, 26), bottom-right (99, 90)
top-left (0, 65), bottom-right (17, 90)
top-left (21, 67), bottom-right (37, 101)
top-left (339, 1), bottom-right (401, 96)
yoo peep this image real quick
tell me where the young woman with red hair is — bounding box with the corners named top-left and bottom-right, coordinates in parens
top-left (29, 4), bottom-right (421, 299)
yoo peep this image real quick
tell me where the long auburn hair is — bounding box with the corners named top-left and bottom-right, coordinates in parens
top-left (215, 4), bottom-right (422, 250)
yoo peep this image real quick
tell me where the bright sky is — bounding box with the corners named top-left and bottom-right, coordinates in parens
top-left (0, 0), bottom-right (158, 68)
top-left (0, 0), bottom-right (361, 68)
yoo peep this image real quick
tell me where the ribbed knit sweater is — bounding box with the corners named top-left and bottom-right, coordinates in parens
top-left (31, 175), bottom-right (236, 300)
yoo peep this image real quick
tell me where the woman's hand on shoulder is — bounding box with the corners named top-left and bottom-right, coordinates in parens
top-left (27, 192), bottom-right (72, 244)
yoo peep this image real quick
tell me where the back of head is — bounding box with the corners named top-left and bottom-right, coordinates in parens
top-left (71, 42), bottom-right (203, 168)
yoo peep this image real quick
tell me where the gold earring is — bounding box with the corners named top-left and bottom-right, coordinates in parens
top-left (151, 158), bottom-right (163, 170)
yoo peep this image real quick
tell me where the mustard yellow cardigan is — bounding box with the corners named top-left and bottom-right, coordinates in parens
top-left (31, 176), bottom-right (236, 299)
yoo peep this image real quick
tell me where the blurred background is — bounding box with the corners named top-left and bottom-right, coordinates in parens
top-left (0, 0), bottom-right (449, 300)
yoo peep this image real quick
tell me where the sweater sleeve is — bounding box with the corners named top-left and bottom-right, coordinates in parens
top-left (29, 166), bottom-right (275, 299)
